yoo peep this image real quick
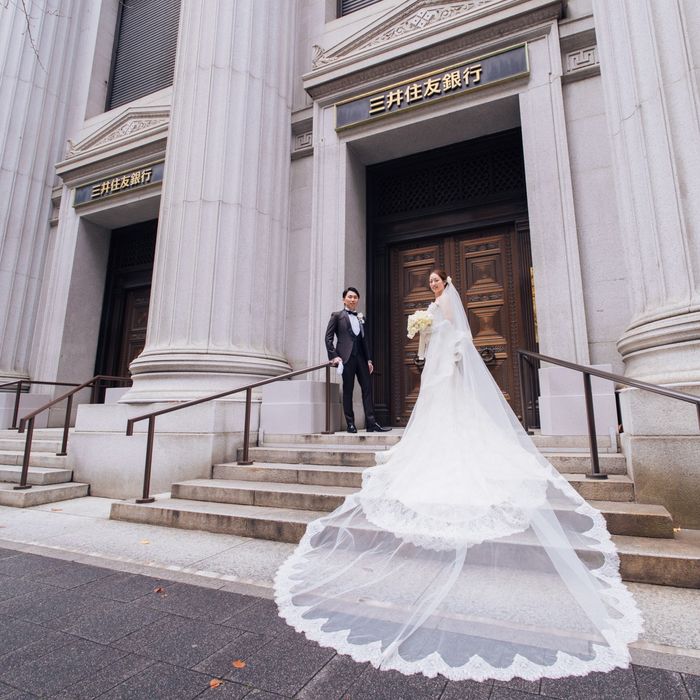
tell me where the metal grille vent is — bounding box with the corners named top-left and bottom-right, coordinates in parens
top-left (339, 0), bottom-right (383, 17)
top-left (107, 0), bottom-right (182, 110)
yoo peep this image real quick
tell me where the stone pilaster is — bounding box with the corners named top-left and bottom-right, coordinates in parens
top-left (593, 0), bottom-right (700, 385)
top-left (593, 0), bottom-right (700, 527)
top-left (0, 0), bottom-right (83, 384)
top-left (126, 0), bottom-right (296, 401)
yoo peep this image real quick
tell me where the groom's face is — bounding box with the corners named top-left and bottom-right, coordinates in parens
top-left (344, 291), bottom-right (359, 312)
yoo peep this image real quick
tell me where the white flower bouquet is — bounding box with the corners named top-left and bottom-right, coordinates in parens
top-left (407, 309), bottom-right (433, 359)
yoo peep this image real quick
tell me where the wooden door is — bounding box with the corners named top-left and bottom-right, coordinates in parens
top-left (116, 285), bottom-right (151, 378)
top-left (389, 226), bottom-right (534, 425)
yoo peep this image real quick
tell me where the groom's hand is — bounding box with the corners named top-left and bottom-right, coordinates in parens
top-left (368, 361), bottom-right (374, 375)
top-left (331, 357), bottom-right (341, 366)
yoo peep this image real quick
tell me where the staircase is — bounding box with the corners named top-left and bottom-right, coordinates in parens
top-left (0, 428), bottom-right (88, 507)
top-left (110, 431), bottom-right (700, 588)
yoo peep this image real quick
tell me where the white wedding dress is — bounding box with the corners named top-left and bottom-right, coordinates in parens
top-left (274, 282), bottom-right (642, 682)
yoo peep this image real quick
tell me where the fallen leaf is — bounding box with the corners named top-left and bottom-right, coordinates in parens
top-left (139, 539), bottom-right (150, 544)
top-left (153, 586), bottom-right (165, 593)
top-left (232, 659), bottom-right (246, 669)
top-left (209, 678), bottom-right (223, 688)
top-left (50, 508), bottom-right (63, 512)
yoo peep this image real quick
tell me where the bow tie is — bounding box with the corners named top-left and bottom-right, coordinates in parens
top-left (346, 310), bottom-right (358, 316)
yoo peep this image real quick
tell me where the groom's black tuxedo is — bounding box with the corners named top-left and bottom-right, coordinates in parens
top-left (325, 309), bottom-right (376, 428)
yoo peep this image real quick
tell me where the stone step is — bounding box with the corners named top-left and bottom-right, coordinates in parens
top-left (566, 474), bottom-right (634, 502)
top-left (174, 478), bottom-right (651, 533)
top-left (110, 498), bottom-right (699, 588)
top-left (238, 446), bottom-right (627, 475)
top-left (0, 438), bottom-right (62, 453)
top-left (0, 481), bottom-right (89, 508)
top-left (0, 451), bottom-right (69, 468)
top-left (213, 462), bottom-right (365, 487)
top-left (0, 464), bottom-right (73, 486)
top-left (262, 431), bottom-right (619, 453)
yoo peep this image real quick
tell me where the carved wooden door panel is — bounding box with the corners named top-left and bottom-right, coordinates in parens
top-left (389, 242), bottom-right (442, 426)
top-left (388, 226), bottom-right (532, 425)
top-left (117, 285), bottom-right (151, 378)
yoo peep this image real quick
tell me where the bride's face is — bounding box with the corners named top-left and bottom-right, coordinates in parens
top-left (429, 273), bottom-right (445, 297)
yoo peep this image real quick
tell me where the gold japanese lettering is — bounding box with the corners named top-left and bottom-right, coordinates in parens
top-left (442, 70), bottom-right (462, 92)
top-left (423, 77), bottom-right (441, 97)
top-left (463, 64), bottom-right (483, 85)
top-left (99, 180), bottom-right (112, 196)
top-left (120, 175), bottom-right (130, 188)
top-left (368, 95), bottom-right (386, 115)
top-left (141, 168), bottom-right (153, 184)
top-left (130, 171), bottom-right (143, 186)
top-left (385, 88), bottom-right (404, 110)
top-left (405, 82), bottom-right (423, 103)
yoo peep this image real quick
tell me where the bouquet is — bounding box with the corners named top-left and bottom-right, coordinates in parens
top-left (407, 309), bottom-right (433, 359)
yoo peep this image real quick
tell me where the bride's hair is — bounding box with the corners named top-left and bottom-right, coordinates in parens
top-left (430, 268), bottom-right (449, 287)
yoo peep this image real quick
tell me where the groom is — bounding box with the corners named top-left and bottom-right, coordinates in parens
top-left (325, 287), bottom-right (391, 433)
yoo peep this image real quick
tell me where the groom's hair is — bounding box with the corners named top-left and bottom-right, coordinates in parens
top-left (343, 287), bottom-right (360, 299)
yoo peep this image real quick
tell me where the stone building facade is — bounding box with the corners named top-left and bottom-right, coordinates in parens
top-left (0, 0), bottom-right (698, 525)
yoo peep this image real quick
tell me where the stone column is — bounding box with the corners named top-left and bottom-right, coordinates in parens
top-left (0, 0), bottom-right (83, 385)
top-left (593, 0), bottom-right (700, 526)
top-left (126, 0), bottom-right (295, 401)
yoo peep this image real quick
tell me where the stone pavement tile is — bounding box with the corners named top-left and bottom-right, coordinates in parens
top-left (0, 552), bottom-right (71, 579)
top-left (0, 586), bottom-right (104, 625)
top-left (490, 689), bottom-right (540, 700)
top-left (222, 635), bottom-right (335, 697)
top-left (52, 654), bottom-right (155, 700)
top-left (223, 598), bottom-right (296, 637)
top-left (32, 561), bottom-right (114, 589)
top-left (0, 629), bottom-right (76, 668)
top-left (441, 678), bottom-right (493, 699)
top-left (137, 581), bottom-right (256, 622)
top-left (0, 617), bottom-right (57, 658)
top-left (98, 661), bottom-right (212, 700)
top-left (495, 677), bottom-right (541, 694)
top-left (194, 680), bottom-right (251, 699)
top-left (77, 572), bottom-right (181, 602)
top-left (57, 600), bottom-right (167, 645)
top-left (0, 637), bottom-right (126, 697)
top-left (0, 574), bottom-right (55, 603)
top-left (114, 614), bottom-right (243, 668)
top-left (634, 665), bottom-right (690, 700)
top-left (194, 631), bottom-right (275, 677)
top-left (344, 666), bottom-right (447, 699)
top-left (683, 673), bottom-right (700, 700)
top-left (0, 548), bottom-right (21, 559)
top-left (541, 667), bottom-right (638, 700)
top-left (296, 654), bottom-right (367, 700)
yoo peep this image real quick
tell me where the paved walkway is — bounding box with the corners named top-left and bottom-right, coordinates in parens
top-left (1, 498), bottom-right (700, 698)
top-left (0, 546), bottom-right (698, 699)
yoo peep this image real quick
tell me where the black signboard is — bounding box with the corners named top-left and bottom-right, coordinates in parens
top-left (74, 161), bottom-right (165, 206)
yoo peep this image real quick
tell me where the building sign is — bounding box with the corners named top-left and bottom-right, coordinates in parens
top-left (335, 44), bottom-right (528, 131)
top-left (74, 161), bottom-right (165, 206)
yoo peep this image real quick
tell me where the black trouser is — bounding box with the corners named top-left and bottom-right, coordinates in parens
top-left (342, 347), bottom-right (374, 427)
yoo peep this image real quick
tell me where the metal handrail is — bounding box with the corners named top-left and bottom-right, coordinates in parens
top-left (517, 349), bottom-right (700, 480)
top-left (14, 375), bottom-right (131, 491)
top-left (126, 361), bottom-right (335, 503)
top-left (0, 380), bottom-right (80, 430)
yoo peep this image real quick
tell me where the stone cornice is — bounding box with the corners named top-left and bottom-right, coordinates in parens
top-left (304, 0), bottom-right (563, 101)
top-left (57, 106), bottom-right (170, 183)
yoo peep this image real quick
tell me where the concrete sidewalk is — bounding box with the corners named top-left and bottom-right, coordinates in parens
top-left (0, 497), bottom-right (699, 697)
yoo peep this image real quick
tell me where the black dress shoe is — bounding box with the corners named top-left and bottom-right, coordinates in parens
top-left (346, 424), bottom-right (357, 433)
top-left (366, 423), bottom-right (392, 432)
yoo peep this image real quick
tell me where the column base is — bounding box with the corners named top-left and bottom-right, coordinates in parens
top-left (123, 349), bottom-right (292, 402)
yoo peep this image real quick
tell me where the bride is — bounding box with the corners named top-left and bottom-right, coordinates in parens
top-left (274, 269), bottom-right (642, 682)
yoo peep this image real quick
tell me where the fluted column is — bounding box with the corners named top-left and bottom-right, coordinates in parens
top-left (593, 0), bottom-right (700, 384)
top-left (127, 0), bottom-right (295, 400)
top-left (0, 0), bottom-right (83, 383)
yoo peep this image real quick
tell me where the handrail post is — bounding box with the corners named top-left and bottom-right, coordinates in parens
top-left (11, 381), bottom-right (23, 430)
top-left (697, 403), bottom-right (700, 431)
top-left (90, 379), bottom-right (98, 404)
top-left (238, 388), bottom-right (253, 465)
top-left (583, 372), bottom-right (606, 480)
top-left (322, 364), bottom-right (334, 434)
top-left (135, 416), bottom-right (156, 503)
top-left (14, 417), bottom-right (34, 490)
top-left (57, 393), bottom-right (73, 456)
top-left (517, 353), bottom-right (529, 434)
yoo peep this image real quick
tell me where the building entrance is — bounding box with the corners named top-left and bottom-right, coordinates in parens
top-left (95, 220), bottom-right (157, 380)
top-left (366, 129), bottom-right (539, 427)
